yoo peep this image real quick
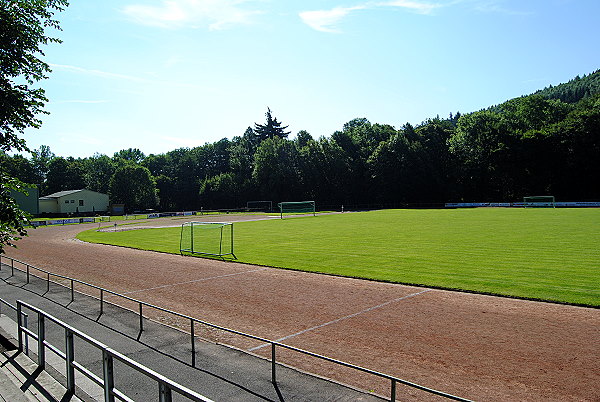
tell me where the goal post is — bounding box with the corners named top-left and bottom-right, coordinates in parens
top-left (523, 196), bottom-right (555, 208)
top-left (246, 200), bottom-right (273, 212)
top-left (180, 222), bottom-right (236, 258)
top-left (278, 201), bottom-right (316, 219)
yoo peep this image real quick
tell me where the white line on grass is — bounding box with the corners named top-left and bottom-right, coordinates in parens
top-left (248, 289), bottom-right (432, 352)
top-left (118, 268), bottom-right (268, 296)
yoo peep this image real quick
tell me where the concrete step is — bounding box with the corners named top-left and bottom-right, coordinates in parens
top-left (0, 319), bottom-right (84, 402)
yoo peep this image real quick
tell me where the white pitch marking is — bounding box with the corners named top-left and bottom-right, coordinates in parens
top-left (248, 289), bottom-right (432, 352)
top-left (118, 268), bottom-right (268, 296)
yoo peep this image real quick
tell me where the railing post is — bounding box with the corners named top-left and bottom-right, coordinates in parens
top-left (190, 319), bottom-right (196, 368)
top-left (24, 314), bottom-right (29, 355)
top-left (65, 329), bottom-right (75, 394)
top-left (271, 343), bottom-right (276, 384)
top-left (391, 378), bottom-right (396, 402)
top-left (71, 280), bottom-right (74, 302)
top-left (47, 273), bottom-right (50, 292)
top-left (139, 303), bottom-right (143, 333)
top-left (26, 264), bottom-right (30, 284)
top-left (102, 350), bottom-right (115, 402)
top-left (11, 259), bottom-right (14, 276)
top-left (100, 289), bottom-right (104, 316)
top-left (17, 302), bottom-right (23, 353)
top-left (38, 312), bottom-right (46, 369)
top-left (159, 382), bottom-right (173, 402)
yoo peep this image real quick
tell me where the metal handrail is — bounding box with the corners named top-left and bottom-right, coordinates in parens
top-left (16, 300), bottom-right (213, 402)
top-left (0, 296), bottom-right (29, 354)
top-left (1, 255), bottom-right (471, 401)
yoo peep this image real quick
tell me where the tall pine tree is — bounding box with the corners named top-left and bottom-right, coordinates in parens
top-left (253, 108), bottom-right (290, 141)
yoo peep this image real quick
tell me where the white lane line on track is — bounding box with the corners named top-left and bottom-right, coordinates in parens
top-left (248, 289), bottom-right (432, 352)
top-left (117, 268), bottom-right (268, 296)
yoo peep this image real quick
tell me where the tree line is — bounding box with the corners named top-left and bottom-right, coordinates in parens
top-left (2, 71), bottom-right (599, 213)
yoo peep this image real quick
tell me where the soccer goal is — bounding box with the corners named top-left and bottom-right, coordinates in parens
top-left (180, 222), bottom-right (236, 258)
top-left (246, 200), bottom-right (273, 212)
top-left (278, 201), bottom-right (316, 219)
top-left (523, 196), bottom-right (555, 208)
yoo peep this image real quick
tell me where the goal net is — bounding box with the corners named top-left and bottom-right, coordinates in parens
top-left (278, 201), bottom-right (316, 219)
top-left (246, 200), bottom-right (273, 212)
top-left (523, 196), bottom-right (555, 208)
top-left (180, 222), bottom-right (235, 258)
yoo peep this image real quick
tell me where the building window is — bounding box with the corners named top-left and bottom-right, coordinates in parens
top-left (79, 200), bottom-right (84, 206)
top-left (65, 200), bottom-right (69, 204)
top-left (70, 200), bottom-right (74, 203)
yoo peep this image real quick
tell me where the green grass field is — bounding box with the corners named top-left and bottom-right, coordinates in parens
top-left (77, 208), bottom-right (600, 306)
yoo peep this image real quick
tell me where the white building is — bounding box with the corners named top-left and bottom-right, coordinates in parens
top-left (39, 189), bottom-right (109, 215)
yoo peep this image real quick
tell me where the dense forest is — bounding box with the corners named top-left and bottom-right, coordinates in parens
top-left (2, 70), bottom-right (599, 213)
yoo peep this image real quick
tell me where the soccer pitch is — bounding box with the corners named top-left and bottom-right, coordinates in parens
top-left (77, 209), bottom-right (600, 306)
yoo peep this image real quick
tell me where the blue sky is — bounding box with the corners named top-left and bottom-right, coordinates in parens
top-left (27, 0), bottom-right (600, 158)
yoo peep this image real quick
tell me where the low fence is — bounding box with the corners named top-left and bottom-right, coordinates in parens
top-left (16, 300), bottom-right (213, 402)
top-left (0, 255), bottom-right (471, 401)
top-left (445, 201), bottom-right (600, 208)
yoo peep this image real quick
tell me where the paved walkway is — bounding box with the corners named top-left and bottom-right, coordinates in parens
top-left (0, 263), bottom-right (381, 401)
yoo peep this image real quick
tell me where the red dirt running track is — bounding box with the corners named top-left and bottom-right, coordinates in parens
top-left (5, 216), bottom-right (599, 401)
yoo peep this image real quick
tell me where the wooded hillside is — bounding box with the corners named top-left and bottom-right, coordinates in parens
top-left (3, 70), bottom-right (599, 212)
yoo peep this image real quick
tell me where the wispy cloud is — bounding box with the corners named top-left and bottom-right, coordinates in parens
top-left (122, 0), bottom-right (261, 30)
top-left (379, 0), bottom-right (441, 14)
top-left (299, 6), bottom-right (367, 33)
top-left (51, 100), bottom-right (109, 104)
top-left (300, 0), bottom-right (441, 33)
top-left (50, 63), bottom-right (146, 82)
top-left (49, 63), bottom-right (207, 92)
top-left (471, 0), bottom-right (531, 16)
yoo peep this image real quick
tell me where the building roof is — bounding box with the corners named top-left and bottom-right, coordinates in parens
top-left (39, 189), bottom-right (107, 200)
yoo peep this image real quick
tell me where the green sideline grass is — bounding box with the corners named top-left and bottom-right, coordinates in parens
top-left (76, 209), bottom-right (600, 306)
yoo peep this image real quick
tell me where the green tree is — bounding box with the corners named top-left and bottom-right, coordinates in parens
top-left (0, 0), bottom-right (67, 253)
top-left (0, 152), bottom-right (36, 184)
top-left (83, 153), bottom-right (115, 194)
top-left (44, 156), bottom-right (69, 194)
top-left (113, 148), bottom-right (145, 163)
top-left (297, 137), bottom-right (350, 204)
top-left (199, 172), bottom-right (239, 208)
top-left (109, 164), bottom-right (157, 212)
top-left (1, 0), bottom-right (68, 152)
top-left (30, 144), bottom-right (54, 186)
top-left (0, 174), bottom-right (29, 253)
top-left (295, 130), bottom-right (313, 148)
top-left (253, 108), bottom-right (290, 141)
top-left (252, 137), bottom-right (300, 201)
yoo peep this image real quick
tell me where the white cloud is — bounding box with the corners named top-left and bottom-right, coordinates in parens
top-left (122, 0), bottom-right (261, 30)
top-left (380, 0), bottom-right (441, 14)
top-left (300, 0), bottom-right (443, 33)
top-left (299, 6), bottom-right (366, 33)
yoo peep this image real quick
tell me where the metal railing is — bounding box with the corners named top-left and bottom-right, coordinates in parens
top-left (0, 255), bottom-right (471, 401)
top-left (16, 300), bottom-right (213, 402)
top-left (0, 296), bottom-right (29, 354)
